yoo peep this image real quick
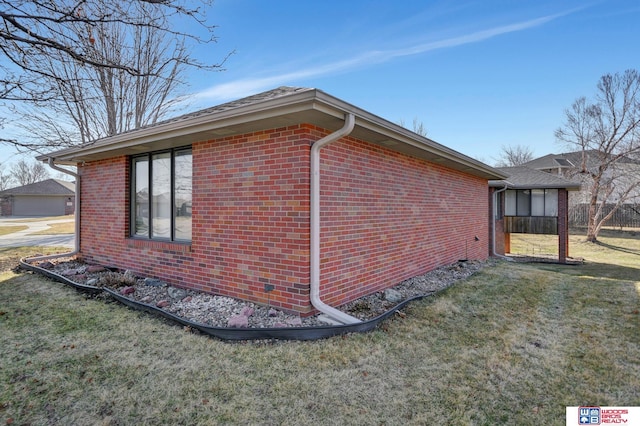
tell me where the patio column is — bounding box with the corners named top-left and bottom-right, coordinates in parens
top-left (558, 189), bottom-right (569, 263)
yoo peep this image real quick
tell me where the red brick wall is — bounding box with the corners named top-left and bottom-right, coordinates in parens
top-left (319, 134), bottom-right (489, 307)
top-left (189, 126), bottom-right (312, 311)
top-left (0, 196), bottom-right (12, 216)
top-left (79, 126), bottom-right (313, 313)
top-left (79, 157), bottom-right (130, 262)
top-left (64, 196), bottom-right (75, 215)
top-left (558, 189), bottom-right (569, 262)
top-left (78, 123), bottom-right (489, 315)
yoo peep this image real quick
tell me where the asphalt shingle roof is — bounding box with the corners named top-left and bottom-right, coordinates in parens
top-left (490, 166), bottom-right (581, 190)
top-left (136, 86), bottom-right (312, 133)
top-left (0, 179), bottom-right (75, 196)
top-left (522, 150), bottom-right (640, 171)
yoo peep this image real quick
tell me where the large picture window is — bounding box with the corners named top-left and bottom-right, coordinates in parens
top-left (131, 148), bottom-right (192, 241)
top-left (505, 189), bottom-right (558, 217)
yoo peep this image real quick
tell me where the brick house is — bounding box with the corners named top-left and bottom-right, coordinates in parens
top-left (0, 179), bottom-right (75, 216)
top-left (38, 87), bottom-right (507, 323)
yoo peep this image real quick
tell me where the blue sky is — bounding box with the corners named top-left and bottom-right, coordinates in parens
top-left (185, 0), bottom-right (640, 164)
top-left (2, 0), bottom-right (639, 168)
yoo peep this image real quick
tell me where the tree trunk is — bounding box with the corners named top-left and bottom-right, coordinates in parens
top-left (586, 187), bottom-right (600, 242)
top-left (586, 217), bottom-right (598, 242)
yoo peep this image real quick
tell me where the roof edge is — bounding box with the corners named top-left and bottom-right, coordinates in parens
top-left (38, 87), bottom-right (506, 180)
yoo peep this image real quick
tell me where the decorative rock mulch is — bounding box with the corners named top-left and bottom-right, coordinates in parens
top-left (28, 258), bottom-right (490, 329)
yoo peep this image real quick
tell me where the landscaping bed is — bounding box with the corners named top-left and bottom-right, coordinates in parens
top-left (26, 256), bottom-right (488, 330)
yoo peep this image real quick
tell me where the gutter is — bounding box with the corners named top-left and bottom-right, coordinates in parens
top-left (310, 113), bottom-right (361, 325)
top-left (24, 158), bottom-right (80, 263)
top-left (37, 88), bottom-right (507, 181)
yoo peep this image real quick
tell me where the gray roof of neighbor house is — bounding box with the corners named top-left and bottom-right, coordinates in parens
top-left (523, 150), bottom-right (640, 171)
top-left (523, 152), bottom-right (582, 170)
top-left (489, 166), bottom-right (581, 190)
top-left (37, 86), bottom-right (507, 180)
top-left (0, 179), bottom-right (75, 196)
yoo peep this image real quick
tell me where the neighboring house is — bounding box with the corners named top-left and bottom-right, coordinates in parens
top-left (37, 86), bottom-right (508, 321)
top-left (489, 166), bottom-right (581, 263)
top-left (523, 150), bottom-right (640, 204)
top-left (523, 151), bottom-right (640, 227)
top-left (0, 178), bottom-right (75, 217)
top-left (522, 151), bottom-right (588, 177)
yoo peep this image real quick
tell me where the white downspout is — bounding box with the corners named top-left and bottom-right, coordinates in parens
top-left (492, 184), bottom-right (512, 261)
top-left (310, 113), bottom-right (361, 325)
top-left (24, 159), bottom-right (80, 263)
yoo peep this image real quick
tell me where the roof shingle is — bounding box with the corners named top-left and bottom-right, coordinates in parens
top-left (490, 166), bottom-right (581, 190)
top-left (0, 179), bottom-right (75, 196)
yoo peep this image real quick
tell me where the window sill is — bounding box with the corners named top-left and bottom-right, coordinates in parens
top-left (127, 238), bottom-right (192, 253)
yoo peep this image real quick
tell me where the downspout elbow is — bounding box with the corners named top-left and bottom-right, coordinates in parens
top-left (310, 113), bottom-right (361, 325)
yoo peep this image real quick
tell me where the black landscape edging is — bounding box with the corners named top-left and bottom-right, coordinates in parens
top-left (21, 257), bottom-right (428, 341)
top-left (104, 287), bottom-right (426, 340)
top-left (20, 258), bottom-right (103, 295)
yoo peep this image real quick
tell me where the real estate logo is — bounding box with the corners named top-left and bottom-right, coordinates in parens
top-left (569, 406), bottom-right (639, 425)
top-left (579, 407), bottom-right (600, 425)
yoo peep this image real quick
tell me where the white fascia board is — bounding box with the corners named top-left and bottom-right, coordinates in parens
top-left (40, 89), bottom-right (323, 163)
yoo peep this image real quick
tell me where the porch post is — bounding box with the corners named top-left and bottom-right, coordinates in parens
top-left (558, 189), bottom-right (569, 263)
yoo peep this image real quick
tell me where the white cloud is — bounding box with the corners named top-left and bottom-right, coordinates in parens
top-left (193, 52), bottom-right (386, 102)
top-left (193, 10), bottom-right (575, 103)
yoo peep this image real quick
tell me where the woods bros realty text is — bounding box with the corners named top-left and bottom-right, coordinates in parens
top-left (566, 407), bottom-right (640, 425)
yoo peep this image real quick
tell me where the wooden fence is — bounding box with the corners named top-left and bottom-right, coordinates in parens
top-left (569, 203), bottom-right (640, 228)
top-left (504, 216), bottom-right (558, 234)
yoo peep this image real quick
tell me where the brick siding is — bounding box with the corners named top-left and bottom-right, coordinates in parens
top-left (0, 196), bottom-right (12, 216)
top-left (319, 133), bottom-right (488, 307)
top-left (78, 124), bottom-right (489, 315)
top-left (558, 189), bottom-right (569, 262)
top-left (64, 196), bottom-right (75, 215)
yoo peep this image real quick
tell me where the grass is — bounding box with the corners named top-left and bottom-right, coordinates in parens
top-left (0, 226), bottom-right (28, 236)
top-left (0, 232), bottom-right (638, 425)
top-left (510, 228), bottom-right (640, 274)
top-left (29, 221), bottom-right (75, 235)
top-left (0, 247), bottom-right (70, 273)
top-left (0, 215), bottom-right (74, 236)
top-left (5, 215), bottom-right (74, 223)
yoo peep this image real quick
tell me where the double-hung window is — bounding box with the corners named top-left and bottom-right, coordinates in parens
top-left (131, 147), bottom-right (192, 241)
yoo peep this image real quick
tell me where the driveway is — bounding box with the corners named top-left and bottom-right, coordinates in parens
top-left (0, 217), bottom-right (75, 248)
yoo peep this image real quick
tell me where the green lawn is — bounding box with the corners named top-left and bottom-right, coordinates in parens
top-left (0, 231), bottom-right (638, 425)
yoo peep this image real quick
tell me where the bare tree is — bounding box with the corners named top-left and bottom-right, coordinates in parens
top-left (13, 2), bottom-right (197, 149)
top-left (494, 144), bottom-right (534, 167)
top-left (555, 69), bottom-right (640, 242)
top-left (398, 117), bottom-right (428, 137)
top-left (1, 0), bottom-right (227, 149)
top-left (10, 160), bottom-right (50, 186)
top-left (0, 164), bottom-right (14, 191)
